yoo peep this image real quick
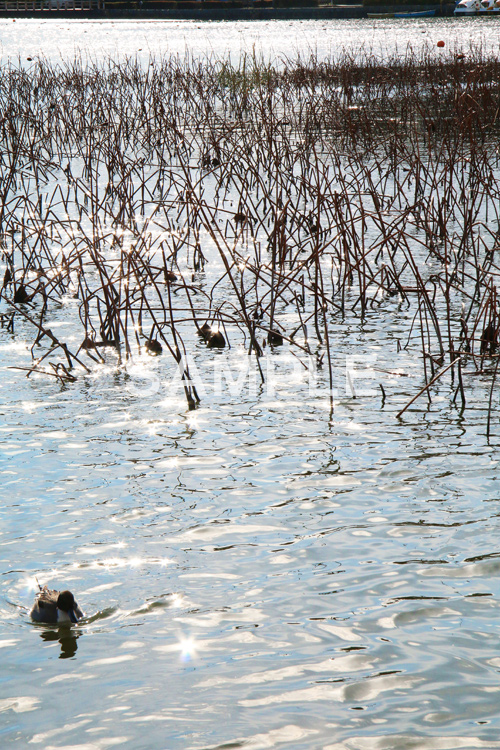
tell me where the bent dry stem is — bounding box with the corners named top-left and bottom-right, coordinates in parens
top-left (1, 48), bottom-right (500, 424)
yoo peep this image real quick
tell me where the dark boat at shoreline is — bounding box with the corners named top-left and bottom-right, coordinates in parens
top-left (394, 7), bottom-right (435, 14)
top-left (368, 8), bottom-right (436, 16)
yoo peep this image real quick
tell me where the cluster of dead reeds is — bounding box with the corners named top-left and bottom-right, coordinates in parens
top-left (1, 46), bottom-right (500, 419)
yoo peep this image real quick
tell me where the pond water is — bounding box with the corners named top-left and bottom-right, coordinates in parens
top-left (0, 16), bottom-right (500, 62)
top-left (2, 18), bottom-right (500, 750)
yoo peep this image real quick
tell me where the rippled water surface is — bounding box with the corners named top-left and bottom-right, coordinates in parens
top-left (0, 16), bottom-right (499, 61)
top-left (3, 17), bottom-right (500, 750)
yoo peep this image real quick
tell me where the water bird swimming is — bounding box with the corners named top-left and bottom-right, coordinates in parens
top-left (30, 586), bottom-right (83, 625)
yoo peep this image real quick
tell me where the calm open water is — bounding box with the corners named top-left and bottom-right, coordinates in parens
top-left (3, 17), bottom-right (500, 750)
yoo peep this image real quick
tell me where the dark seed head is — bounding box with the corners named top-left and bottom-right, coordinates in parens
top-left (145, 339), bottom-right (163, 355)
top-left (268, 330), bottom-right (284, 346)
top-left (14, 284), bottom-right (30, 304)
top-left (207, 331), bottom-right (226, 349)
top-left (198, 322), bottom-right (212, 341)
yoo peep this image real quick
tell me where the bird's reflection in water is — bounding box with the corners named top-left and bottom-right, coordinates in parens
top-left (39, 627), bottom-right (80, 659)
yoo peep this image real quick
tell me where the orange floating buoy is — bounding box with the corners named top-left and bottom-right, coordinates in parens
top-left (437, 41), bottom-right (445, 48)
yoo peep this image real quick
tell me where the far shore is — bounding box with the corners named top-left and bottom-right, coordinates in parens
top-left (0, 3), bottom-right (458, 20)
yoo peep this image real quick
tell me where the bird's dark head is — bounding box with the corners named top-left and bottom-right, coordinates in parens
top-left (57, 590), bottom-right (79, 622)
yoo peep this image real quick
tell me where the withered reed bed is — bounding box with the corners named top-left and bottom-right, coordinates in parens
top-left (1, 46), bottom-right (500, 424)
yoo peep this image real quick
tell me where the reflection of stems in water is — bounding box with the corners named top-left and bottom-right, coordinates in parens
top-left (486, 354), bottom-right (500, 440)
top-left (396, 357), bottom-right (463, 419)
